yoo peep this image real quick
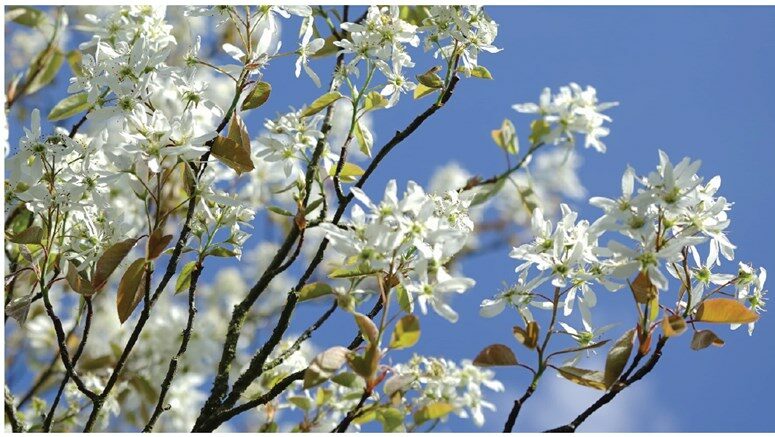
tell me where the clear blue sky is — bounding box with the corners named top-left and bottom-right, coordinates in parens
top-left (6, 6), bottom-right (775, 432)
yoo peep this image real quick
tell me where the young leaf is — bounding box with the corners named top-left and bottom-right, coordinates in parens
top-left (298, 282), bottom-right (333, 301)
top-left (92, 238), bottom-right (139, 291)
top-left (329, 265), bottom-right (380, 279)
top-left (513, 321), bottom-right (539, 349)
top-left (146, 229), bottom-right (172, 260)
top-left (528, 119), bottom-right (551, 145)
top-left (492, 118), bottom-right (518, 155)
top-left (354, 312), bottom-right (379, 344)
top-left (396, 284), bottom-right (413, 313)
top-left (330, 162), bottom-right (365, 183)
top-left (695, 298), bottom-right (759, 324)
top-left (603, 329), bottom-right (635, 388)
top-left (377, 407), bottom-right (405, 432)
top-left (175, 261), bottom-right (197, 295)
top-left (5, 294), bottom-right (34, 325)
top-left (470, 65), bottom-right (493, 79)
top-left (300, 91), bottom-right (343, 117)
top-left (363, 91), bottom-right (388, 112)
top-left (9, 225), bottom-right (44, 244)
top-left (211, 135), bottom-right (255, 174)
top-left (331, 372), bottom-right (360, 388)
top-left (631, 271), bottom-right (658, 304)
top-left (66, 261), bottom-right (95, 296)
top-left (66, 50), bottom-right (84, 76)
top-left (116, 259), bottom-right (147, 323)
top-left (662, 315), bottom-right (687, 337)
top-left (48, 93), bottom-right (90, 121)
top-left (413, 83), bottom-right (438, 100)
top-left (473, 344), bottom-right (518, 367)
top-left (267, 205), bottom-right (294, 217)
top-left (26, 48), bottom-right (64, 95)
top-left (557, 366), bottom-right (607, 390)
top-left (414, 402), bottom-right (453, 425)
top-left (227, 113), bottom-right (250, 153)
top-left (241, 81), bottom-right (271, 110)
top-left (416, 67), bottom-right (444, 89)
top-left (304, 346), bottom-right (350, 389)
top-left (6, 7), bottom-right (48, 28)
top-left (691, 329), bottom-right (725, 351)
top-left (389, 314), bottom-right (420, 349)
top-left (347, 343), bottom-right (380, 379)
top-left (470, 176), bottom-right (506, 207)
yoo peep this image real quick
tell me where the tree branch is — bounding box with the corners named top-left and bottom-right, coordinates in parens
top-left (142, 262), bottom-right (203, 432)
top-left (5, 385), bottom-right (25, 432)
top-left (543, 337), bottom-right (668, 433)
top-left (43, 297), bottom-right (93, 432)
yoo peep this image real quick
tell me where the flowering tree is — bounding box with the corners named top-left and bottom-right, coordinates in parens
top-left (3, 5), bottom-right (767, 433)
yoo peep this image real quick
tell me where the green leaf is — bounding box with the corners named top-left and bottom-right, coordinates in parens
top-left (389, 314), bottom-right (420, 349)
top-left (377, 407), bottom-right (405, 432)
top-left (491, 118), bottom-right (518, 155)
top-left (331, 372), bottom-right (360, 388)
top-left (207, 247), bottom-right (239, 257)
top-left (66, 50), bottom-right (84, 77)
top-left (305, 198), bottom-right (324, 217)
top-left (6, 7), bottom-right (48, 28)
top-left (473, 344), bottom-right (518, 367)
top-left (330, 162), bottom-right (365, 183)
top-left (92, 237), bottom-right (139, 292)
top-left (470, 65), bottom-right (493, 79)
top-left (416, 67), bottom-right (444, 89)
top-left (556, 366), bottom-right (607, 391)
top-left (8, 225), bottom-right (44, 244)
top-left (363, 91), bottom-right (389, 112)
top-left (346, 346), bottom-right (378, 379)
top-left (298, 282), bottom-right (333, 302)
top-left (301, 91), bottom-right (343, 117)
top-left (329, 265), bottom-right (380, 279)
top-left (470, 177), bottom-right (506, 207)
top-left (690, 329), bottom-right (725, 351)
top-left (48, 93), bottom-right (90, 121)
top-left (241, 81), bottom-right (271, 110)
top-left (26, 48), bottom-right (64, 95)
top-left (116, 259), bottom-right (147, 323)
top-left (695, 298), bottom-right (759, 324)
top-left (354, 312), bottom-right (379, 344)
top-left (211, 135), bottom-right (255, 175)
top-left (396, 284), bottom-right (413, 313)
top-left (287, 396), bottom-right (312, 411)
top-left (175, 261), bottom-right (197, 295)
top-left (603, 329), bottom-right (635, 388)
top-left (267, 205), bottom-right (294, 217)
top-left (413, 83), bottom-right (439, 100)
top-left (528, 119), bottom-right (551, 146)
top-left (353, 119), bottom-right (373, 157)
top-left (413, 402), bottom-right (453, 425)
top-left (398, 6), bottom-right (430, 26)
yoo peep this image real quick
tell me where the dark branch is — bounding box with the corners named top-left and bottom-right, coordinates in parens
top-left (43, 297), bottom-right (93, 432)
top-left (543, 337), bottom-right (668, 433)
top-left (143, 262), bottom-right (203, 432)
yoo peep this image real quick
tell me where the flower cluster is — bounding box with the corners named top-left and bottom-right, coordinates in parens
top-left (481, 151), bottom-right (767, 338)
top-left (385, 354), bottom-right (504, 428)
top-left (514, 83), bottom-right (618, 152)
top-left (320, 181), bottom-right (476, 322)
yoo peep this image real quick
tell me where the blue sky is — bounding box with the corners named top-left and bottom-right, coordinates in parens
top-left (6, 6), bottom-right (775, 432)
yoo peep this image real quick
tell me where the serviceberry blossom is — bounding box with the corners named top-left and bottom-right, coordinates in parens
top-left (513, 83), bottom-right (618, 152)
top-left (320, 181), bottom-right (476, 322)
